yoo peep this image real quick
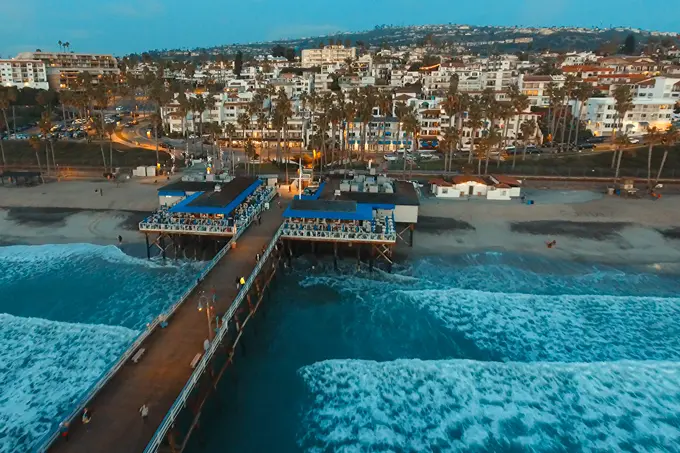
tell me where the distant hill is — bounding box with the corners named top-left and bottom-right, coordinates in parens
top-left (145, 24), bottom-right (679, 58)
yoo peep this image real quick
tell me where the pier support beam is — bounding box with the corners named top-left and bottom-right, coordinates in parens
top-left (333, 242), bottom-right (338, 271)
top-left (410, 224), bottom-right (415, 248)
top-left (160, 235), bottom-right (166, 260)
top-left (356, 244), bottom-right (361, 271)
top-left (369, 245), bottom-right (375, 273)
top-left (145, 233), bottom-right (150, 260)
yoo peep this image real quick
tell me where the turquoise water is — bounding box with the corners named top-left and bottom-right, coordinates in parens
top-left (194, 253), bottom-right (680, 453)
top-left (0, 244), bottom-right (201, 453)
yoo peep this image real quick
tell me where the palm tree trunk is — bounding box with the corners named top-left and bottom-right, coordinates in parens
top-left (573, 102), bottom-right (584, 147)
top-left (484, 147), bottom-right (490, 175)
top-left (647, 143), bottom-right (654, 190)
top-left (100, 142), bottom-right (107, 172)
top-left (468, 130), bottom-right (475, 164)
top-left (0, 140), bottom-right (5, 168)
top-left (35, 150), bottom-right (42, 173)
top-left (12, 106), bottom-right (17, 135)
top-left (614, 147), bottom-right (624, 182)
top-left (655, 150), bottom-right (668, 185)
top-left (3, 110), bottom-right (11, 143)
top-left (611, 148), bottom-right (617, 168)
top-left (283, 125), bottom-right (289, 184)
top-left (154, 123), bottom-right (159, 168)
top-left (109, 137), bottom-right (114, 173)
top-left (512, 142), bottom-right (519, 169)
top-left (44, 142), bottom-right (51, 175)
top-left (51, 141), bottom-right (57, 175)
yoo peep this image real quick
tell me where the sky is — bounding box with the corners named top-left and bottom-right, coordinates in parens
top-left (1, 0), bottom-right (678, 57)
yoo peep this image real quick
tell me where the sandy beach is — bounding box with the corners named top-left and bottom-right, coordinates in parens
top-left (415, 184), bottom-right (680, 267)
top-left (0, 179), bottom-right (165, 246)
top-left (3, 178), bottom-right (680, 268)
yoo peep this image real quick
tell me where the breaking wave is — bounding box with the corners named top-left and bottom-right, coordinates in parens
top-left (299, 358), bottom-right (680, 453)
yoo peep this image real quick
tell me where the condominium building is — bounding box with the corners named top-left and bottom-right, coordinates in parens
top-left (301, 45), bottom-right (356, 67)
top-left (579, 97), bottom-right (675, 136)
top-left (518, 74), bottom-right (566, 107)
top-left (633, 76), bottom-right (680, 100)
top-left (15, 51), bottom-right (119, 90)
top-left (0, 59), bottom-right (49, 90)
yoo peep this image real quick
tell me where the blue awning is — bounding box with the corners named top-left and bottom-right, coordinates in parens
top-left (283, 202), bottom-right (374, 221)
top-left (169, 179), bottom-right (262, 216)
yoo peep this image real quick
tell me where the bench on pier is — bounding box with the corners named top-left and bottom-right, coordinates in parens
top-left (131, 348), bottom-right (146, 364)
top-left (190, 353), bottom-right (202, 369)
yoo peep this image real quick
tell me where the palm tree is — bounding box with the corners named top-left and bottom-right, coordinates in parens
top-left (377, 90), bottom-right (392, 154)
top-left (328, 96), bottom-right (343, 166)
top-left (237, 112), bottom-right (251, 173)
top-left (358, 86), bottom-right (376, 160)
top-left (440, 126), bottom-right (461, 173)
top-left (38, 111), bottom-right (53, 175)
top-left (612, 85), bottom-right (634, 169)
top-left (465, 98), bottom-right (484, 165)
top-left (58, 40), bottom-right (63, 52)
top-left (394, 101), bottom-right (408, 165)
top-left (28, 136), bottom-right (42, 173)
top-left (644, 126), bottom-right (663, 190)
top-left (572, 83), bottom-right (595, 148)
top-left (614, 134), bottom-right (631, 182)
top-left (518, 119), bottom-right (537, 168)
top-left (401, 108), bottom-right (419, 177)
top-left (0, 88), bottom-right (17, 166)
top-left (655, 126), bottom-right (679, 184)
top-left (105, 122), bottom-right (116, 172)
top-left (224, 123), bottom-right (236, 148)
top-left (478, 130), bottom-right (501, 176)
top-left (274, 89), bottom-right (292, 181)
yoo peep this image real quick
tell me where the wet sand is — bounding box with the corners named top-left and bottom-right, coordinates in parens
top-left (414, 188), bottom-right (680, 266)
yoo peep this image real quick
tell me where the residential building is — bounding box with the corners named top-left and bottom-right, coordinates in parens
top-left (518, 74), bottom-right (566, 107)
top-left (0, 59), bottom-right (49, 90)
top-left (301, 45), bottom-right (357, 67)
top-left (633, 76), bottom-right (680, 100)
top-left (579, 97), bottom-right (675, 136)
top-left (15, 51), bottom-right (119, 90)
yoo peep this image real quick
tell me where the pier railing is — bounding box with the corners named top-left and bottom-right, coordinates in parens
top-left (143, 225), bottom-right (284, 453)
top-left (139, 221), bottom-right (237, 235)
top-left (281, 227), bottom-right (396, 243)
top-left (36, 187), bottom-right (277, 453)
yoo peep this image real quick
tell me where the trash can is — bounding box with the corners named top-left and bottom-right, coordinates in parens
top-left (231, 241), bottom-right (237, 249)
top-left (528, 200), bottom-right (534, 205)
top-left (607, 187), bottom-right (614, 195)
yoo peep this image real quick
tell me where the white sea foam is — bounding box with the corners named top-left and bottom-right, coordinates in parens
top-left (0, 313), bottom-right (136, 453)
top-left (299, 359), bottom-right (680, 453)
top-left (400, 287), bottom-right (680, 362)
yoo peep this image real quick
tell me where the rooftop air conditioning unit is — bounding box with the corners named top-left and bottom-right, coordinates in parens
top-left (214, 184), bottom-right (222, 192)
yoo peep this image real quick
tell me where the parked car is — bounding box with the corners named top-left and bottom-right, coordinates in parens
top-left (384, 153), bottom-right (398, 161)
top-left (578, 143), bottom-right (596, 150)
top-left (586, 136), bottom-right (606, 144)
top-left (628, 137), bottom-right (641, 144)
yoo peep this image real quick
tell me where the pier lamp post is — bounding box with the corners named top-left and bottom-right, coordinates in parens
top-left (197, 291), bottom-right (215, 341)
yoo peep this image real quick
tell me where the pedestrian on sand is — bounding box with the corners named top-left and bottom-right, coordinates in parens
top-left (139, 404), bottom-right (149, 422)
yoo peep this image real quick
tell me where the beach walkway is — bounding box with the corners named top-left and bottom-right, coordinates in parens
top-left (48, 200), bottom-right (286, 453)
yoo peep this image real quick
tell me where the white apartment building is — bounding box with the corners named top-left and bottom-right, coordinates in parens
top-left (518, 74), bottom-right (566, 107)
top-left (301, 45), bottom-right (357, 67)
top-left (579, 97), bottom-right (675, 136)
top-left (634, 76), bottom-right (680, 100)
top-left (15, 51), bottom-right (119, 90)
top-left (0, 59), bottom-right (49, 90)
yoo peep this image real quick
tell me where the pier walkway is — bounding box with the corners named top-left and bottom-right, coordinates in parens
top-left (46, 195), bottom-right (286, 453)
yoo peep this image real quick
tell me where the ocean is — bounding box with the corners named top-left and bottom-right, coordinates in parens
top-left (0, 244), bottom-right (202, 453)
top-left (193, 252), bottom-right (680, 453)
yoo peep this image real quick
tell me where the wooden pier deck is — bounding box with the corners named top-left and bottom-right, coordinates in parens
top-left (48, 201), bottom-right (286, 453)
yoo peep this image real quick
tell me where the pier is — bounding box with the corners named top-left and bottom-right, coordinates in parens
top-left (42, 179), bottom-right (283, 453)
top-left (40, 171), bottom-right (420, 453)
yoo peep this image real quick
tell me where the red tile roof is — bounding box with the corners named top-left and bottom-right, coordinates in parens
top-left (429, 178), bottom-right (452, 187)
top-left (491, 174), bottom-right (521, 186)
top-left (452, 175), bottom-right (487, 185)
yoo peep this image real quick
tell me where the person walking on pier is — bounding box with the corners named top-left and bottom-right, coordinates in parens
top-left (59, 421), bottom-right (70, 442)
top-left (81, 408), bottom-right (92, 431)
top-left (139, 404), bottom-right (149, 423)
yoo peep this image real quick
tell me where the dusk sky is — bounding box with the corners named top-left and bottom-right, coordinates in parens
top-left (1, 0), bottom-right (678, 57)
